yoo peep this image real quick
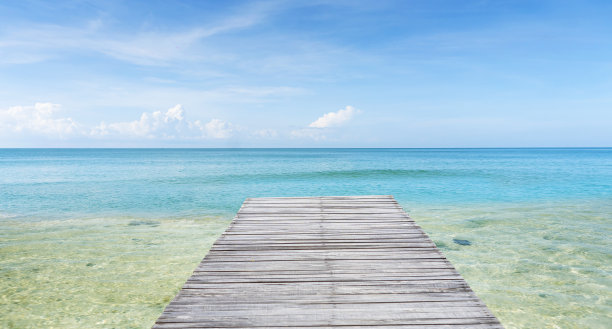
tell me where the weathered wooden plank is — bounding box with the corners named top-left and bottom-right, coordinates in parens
top-left (155, 322), bottom-right (502, 329)
top-left (153, 196), bottom-right (502, 329)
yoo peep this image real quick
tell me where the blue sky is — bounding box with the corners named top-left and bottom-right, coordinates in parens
top-left (0, 0), bottom-right (611, 147)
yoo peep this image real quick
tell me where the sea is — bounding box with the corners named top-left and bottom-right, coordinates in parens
top-left (1, 148), bottom-right (610, 328)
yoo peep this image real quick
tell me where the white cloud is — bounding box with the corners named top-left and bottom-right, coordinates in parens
top-left (192, 118), bottom-right (234, 139)
top-left (0, 24), bottom-right (218, 66)
top-left (290, 105), bottom-right (361, 140)
top-left (91, 104), bottom-right (187, 138)
top-left (308, 105), bottom-right (358, 128)
top-left (291, 128), bottom-right (327, 141)
top-left (165, 104), bottom-right (185, 122)
top-left (0, 102), bottom-right (281, 144)
top-left (253, 129), bottom-right (278, 138)
top-left (0, 103), bottom-right (78, 137)
top-left (91, 104), bottom-right (234, 140)
top-left (0, 1), bottom-right (278, 66)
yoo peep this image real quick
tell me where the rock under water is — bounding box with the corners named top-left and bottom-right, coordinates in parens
top-left (453, 238), bottom-right (472, 246)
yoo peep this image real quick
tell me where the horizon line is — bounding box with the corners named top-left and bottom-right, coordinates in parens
top-left (1, 147), bottom-right (611, 150)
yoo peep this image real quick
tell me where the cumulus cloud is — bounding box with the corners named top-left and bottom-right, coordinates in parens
top-left (192, 118), bottom-right (234, 139)
top-left (91, 104), bottom-right (187, 138)
top-left (0, 102), bottom-right (236, 144)
top-left (291, 105), bottom-right (360, 140)
top-left (91, 104), bottom-right (234, 140)
top-left (308, 105), bottom-right (358, 128)
top-left (0, 102), bottom-right (78, 137)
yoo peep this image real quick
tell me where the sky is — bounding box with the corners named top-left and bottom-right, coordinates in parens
top-left (0, 0), bottom-right (611, 147)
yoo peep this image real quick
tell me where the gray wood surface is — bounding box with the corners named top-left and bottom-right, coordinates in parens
top-left (153, 195), bottom-right (503, 328)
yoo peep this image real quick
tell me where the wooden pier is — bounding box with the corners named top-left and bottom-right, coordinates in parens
top-left (154, 195), bottom-right (503, 328)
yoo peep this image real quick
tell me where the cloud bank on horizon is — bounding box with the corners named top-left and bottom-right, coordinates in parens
top-left (0, 102), bottom-right (359, 145)
top-left (0, 0), bottom-right (611, 147)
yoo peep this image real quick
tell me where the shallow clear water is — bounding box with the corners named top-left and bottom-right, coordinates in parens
top-left (1, 148), bottom-right (611, 328)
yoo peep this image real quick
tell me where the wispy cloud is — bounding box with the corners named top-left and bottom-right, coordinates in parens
top-left (253, 128), bottom-right (278, 138)
top-left (0, 25), bottom-right (215, 66)
top-left (0, 1), bottom-right (278, 66)
top-left (290, 128), bottom-right (327, 141)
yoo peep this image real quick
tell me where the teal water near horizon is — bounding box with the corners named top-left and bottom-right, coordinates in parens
top-left (1, 148), bottom-right (611, 328)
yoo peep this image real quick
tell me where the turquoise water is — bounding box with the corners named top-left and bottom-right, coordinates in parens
top-left (1, 148), bottom-right (611, 328)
